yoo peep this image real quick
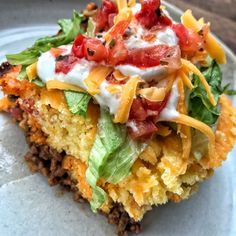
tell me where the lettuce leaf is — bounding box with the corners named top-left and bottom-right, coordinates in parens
top-left (6, 11), bottom-right (84, 65)
top-left (16, 65), bottom-right (27, 80)
top-left (86, 109), bottom-right (146, 211)
top-left (188, 60), bottom-right (223, 126)
top-left (64, 91), bottom-right (91, 117)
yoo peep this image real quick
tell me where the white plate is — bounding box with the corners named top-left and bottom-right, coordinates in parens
top-left (0, 1), bottom-right (235, 235)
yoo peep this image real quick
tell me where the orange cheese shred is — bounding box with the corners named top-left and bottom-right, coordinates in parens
top-left (138, 87), bottom-right (166, 102)
top-left (40, 89), bottom-right (66, 110)
top-left (113, 70), bottom-right (129, 81)
top-left (172, 114), bottom-right (215, 159)
top-left (84, 66), bottom-right (113, 95)
top-left (181, 59), bottom-right (216, 106)
top-left (128, 0), bottom-right (136, 7)
top-left (177, 80), bottom-right (192, 167)
top-left (46, 80), bottom-right (86, 93)
top-left (114, 76), bottom-right (142, 123)
top-left (116, 0), bottom-right (127, 12)
top-left (178, 70), bottom-right (193, 90)
top-left (106, 84), bottom-right (122, 94)
top-left (181, 10), bottom-right (226, 64)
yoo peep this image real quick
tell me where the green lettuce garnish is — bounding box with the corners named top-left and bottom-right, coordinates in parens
top-left (86, 109), bottom-right (146, 212)
top-left (6, 11), bottom-right (84, 65)
top-left (64, 91), bottom-right (91, 117)
top-left (188, 60), bottom-right (223, 126)
top-left (16, 66), bottom-right (27, 80)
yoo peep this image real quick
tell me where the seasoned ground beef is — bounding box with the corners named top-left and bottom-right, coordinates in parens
top-left (24, 142), bottom-right (140, 236)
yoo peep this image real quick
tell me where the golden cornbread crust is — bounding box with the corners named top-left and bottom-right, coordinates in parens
top-left (0, 65), bottom-right (236, 232)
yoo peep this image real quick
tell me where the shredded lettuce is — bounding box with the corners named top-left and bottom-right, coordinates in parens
top-left (17, 66), bottom-right (27, 80)
top-left (6, 11), bottom-right (84, 65)
top-left (86, 109), bottom-right (146, 212)
top-left (64, 91), bottom-right (91, 117)
top-left (32, 78), bottom-right (45, 87)
top-left (188, 60), bottom-right (223, 126)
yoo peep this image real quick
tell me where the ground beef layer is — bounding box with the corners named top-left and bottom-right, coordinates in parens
top-left (24, 142), bottom-right (140, 236)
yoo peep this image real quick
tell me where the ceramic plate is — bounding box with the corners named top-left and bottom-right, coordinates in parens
top-left (0, 1), bottom-right (235, 235)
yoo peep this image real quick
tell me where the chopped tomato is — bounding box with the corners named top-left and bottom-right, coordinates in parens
top-left (135, 0), bottom-right (171, 29)
top-left (50, 48), bottom-right (65, 57)
top-left (142, 0), bottom-right (160, 10)
top-left (125, 45), bottom-right (170, 67)
top-left (85, 38), bottom-right (108, 62)
top-left (128, 119), bottom-right (158, 140)
top-left (172, 23), bottom-right (205, 54)
top-left (107, 38), bottom-right (128, 65)
top-left (72, 33), bottom-right (87, 58)
top-left (94, 0), bottom-right (118, 33)
top-left (55, 55), bottom-right (78, 74)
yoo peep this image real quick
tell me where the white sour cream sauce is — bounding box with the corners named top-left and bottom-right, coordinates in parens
top-left (158, 81), bottom-right (179, 120)
top-left (37, 45), bottom-right (120, 114)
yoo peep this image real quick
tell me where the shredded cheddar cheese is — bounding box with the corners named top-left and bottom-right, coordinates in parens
top-left (178, 70), bottom-right (193, 90)
top-left (116, 0), bottom-right (127, 12)
top-left (106, 84), bottom-right (122, 94)
top-left (84, 66), bottom-right (113, 95)
top-left (156, 124), bottom-right (172, 137)
top-left (113, 70), bottom-right (129, 81)
top-left (181, 10), bottom-right (226, 64)
top-left (46, 80), bottom-right (86, 93)
top-left (177, 80), bottom-right (191, 167)
top-left (26, 62), bottom-right (37, 81)
top-left (41, 89), bottom-right (66, 110)
top-left (114, 76), bottom-right (142, 123)
top-left (128, 0), bottom-right (136, 7)
top-left (181, 59), bottom-right (216, 106)
top-left (138, 87), bottom-right (166, 102)
top-left (173, 114), bottom-right (215, 159)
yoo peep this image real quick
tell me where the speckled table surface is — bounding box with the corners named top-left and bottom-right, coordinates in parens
top-left (168, 0), bottom-right (236, 54)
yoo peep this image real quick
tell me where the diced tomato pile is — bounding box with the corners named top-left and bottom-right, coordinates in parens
top-left (94, 0), bottom-right (118, 33)
top-left (135, 0), bottom-right (172, 29)
top-left (172, 23), bottom-right (206, 55)
top-left (128, 94), bottom-right (169, 140)
top-left (71, 33), bottom-right (179, 68)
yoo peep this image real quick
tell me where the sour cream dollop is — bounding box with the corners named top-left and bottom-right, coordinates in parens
top-left (37, 45), bottom-right (120, 114)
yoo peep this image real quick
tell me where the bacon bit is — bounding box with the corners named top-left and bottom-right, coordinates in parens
top-left (128, 119), bottom-right (158, 140)
top-left (55, 55), bottom-right (79, 74)
top-left (50, 48), bottom-right (65, 57)
top-left (129, 98), bottom-right (147, 121)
